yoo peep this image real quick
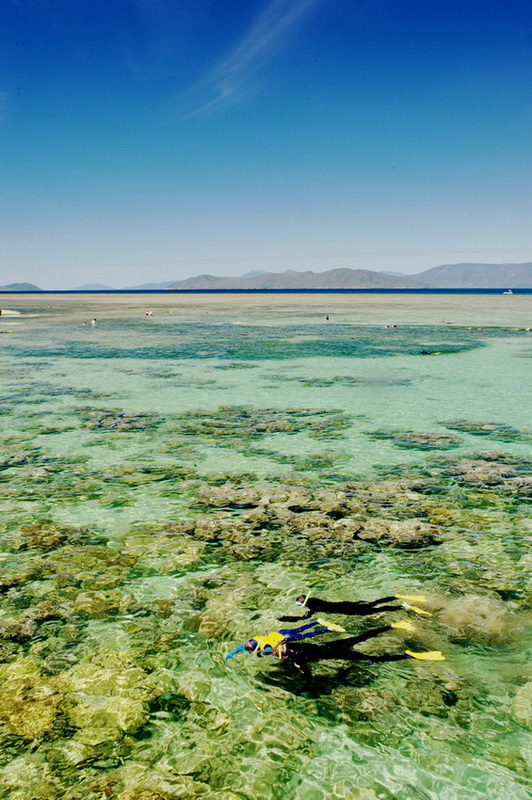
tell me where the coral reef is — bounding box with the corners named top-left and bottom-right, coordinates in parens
top-left (442, 419), bottom-right (532, 444)
top-left (1, 307), bottom-right (532, 799)
top-left (171, 405), bottom-right (352, 441)
top-left (78, 408), bottom-right (165, 432)
top-left (365, 429), bottom-right (462, 450)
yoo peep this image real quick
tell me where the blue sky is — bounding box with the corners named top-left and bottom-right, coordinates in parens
top-left (1, 0), bottom-right (531, 288)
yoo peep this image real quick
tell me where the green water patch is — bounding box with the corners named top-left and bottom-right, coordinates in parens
top-left (0, 452), bottom-right (199, 515)
top-left (229, 444), bottom-right (352, 472)
top-left (213, 361), bottom-right (260, 370)
top-left (7, 320), bottom-right (527, 362)
top-left (23, 382), bottom-right (116, 401)
top-left (266, 374), bottom-right (414, 388)
top-left (0, 445), bottom-right (43, 472)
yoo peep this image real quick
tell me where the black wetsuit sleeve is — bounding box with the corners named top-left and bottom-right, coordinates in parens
top-left (279, 596), bottom-right (402, 623)
top-left (285, 625), bottom-right (395, 666)
top-left (306, 597), bottom-right (402, 615)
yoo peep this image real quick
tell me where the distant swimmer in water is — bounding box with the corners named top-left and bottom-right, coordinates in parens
top-left (90, 319), bottom-right (96, 326)
top-left (145, 310), bottom-right (153, 316)
top-left (278, 592), bottom-right (432, 622)
top-left (325, 315), bottom-right (329, 320)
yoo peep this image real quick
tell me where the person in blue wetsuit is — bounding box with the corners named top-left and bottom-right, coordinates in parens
top-left (225, 619), bottom-right (444, 679)
top-left (225, 618), bottom-right (345, 660)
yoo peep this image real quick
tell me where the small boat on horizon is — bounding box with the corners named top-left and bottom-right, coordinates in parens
top-left (502, 289), bottom-right (513, 294)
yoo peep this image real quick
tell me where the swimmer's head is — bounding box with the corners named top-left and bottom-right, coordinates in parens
top-left (295, 594), bottom-right (307, 606)
top-left (245, 639), bottom-right (258, 652)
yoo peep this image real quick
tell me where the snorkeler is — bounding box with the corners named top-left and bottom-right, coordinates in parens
top-left (225, 618), bottom-right (346, 660)
top-left (226, 620), bottom-right (444, 679)
top-left (278, 592), bottom-right (432, 622)
top-left (279, 623), bottom-right (444, 679)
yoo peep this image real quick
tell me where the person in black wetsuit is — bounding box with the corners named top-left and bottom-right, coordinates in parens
top-left (270, 623), bottom-right (444, 680)
top-left (278, 592), bottom-right (430, 623)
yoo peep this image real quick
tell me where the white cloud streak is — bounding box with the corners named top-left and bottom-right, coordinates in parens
top-left (185, 0), bottom-right (323, 115)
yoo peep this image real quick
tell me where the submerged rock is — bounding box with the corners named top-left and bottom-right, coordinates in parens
top-left (365, 429), bottom-right (462, 450)
top-left (333, 686), bottom-right (398, 719)
top-left (78, 407), bottom-right (165, 432)
top-left (358, 518), bottom-right (441, 548)
top-left (59, 651), bottom-right (161, 745)
top-left (13, 521), bottom-right (101, 551)
top-left (445, 459), bottom-right (518, 485)
top-left (442, 419), bottom-right (532, 443)
top-left (512, 680), bottom-right (532, 727)
top-left (0, 658), bottom-right (62, 740)
top-left (74, 589), bottom-right (127, 617)
top-left (439, 594), bottom-right (517, 642)
top-left (0, 615), bottom-right (37, 641)
top-left (173, 405), bottom-right (352, 440)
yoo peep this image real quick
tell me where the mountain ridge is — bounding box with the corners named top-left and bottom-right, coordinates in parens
top-left (166, 268), bottom-right (428, 290)
top-left (2, 262), bottom-right (532, 291)
top-left (0, 282), bottom-right (43, 291)
top-left (411, 262), bottom-right (532, 288)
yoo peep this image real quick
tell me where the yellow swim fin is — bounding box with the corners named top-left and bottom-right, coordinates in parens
top-left (401, 602), bottom-right (433, 617)
top-left (395, 593), bottom-right (427, 603)
top-left (316, 618), bottom-right (346, 633)
top-left (405, 650), bottom-right (445, 661)
top-left (391, 620), bottom-right (416, 632)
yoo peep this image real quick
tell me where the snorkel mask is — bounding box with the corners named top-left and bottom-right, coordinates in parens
top-left (295, 592), bottom-right (310, 607)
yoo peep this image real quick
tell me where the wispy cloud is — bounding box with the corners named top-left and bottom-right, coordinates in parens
top-left (184, 0), bottom-right (323, 115)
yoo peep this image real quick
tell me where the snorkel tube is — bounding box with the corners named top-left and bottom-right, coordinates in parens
top-left (225, 644), bottom-right (248, 660)
top-left (295, 592), bottom-right (310, 607)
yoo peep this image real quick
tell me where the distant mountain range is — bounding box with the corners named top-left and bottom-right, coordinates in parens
top-left (0, 282), bottom-right (42, 291)
top-left (165, 268), bottom-right (427, 290)
top-left (145, 262), bottom-right (532, 290)
top-left (409, 262), bottom-right (532, 288)
top-left (2, 262), bottom-right (532, 291)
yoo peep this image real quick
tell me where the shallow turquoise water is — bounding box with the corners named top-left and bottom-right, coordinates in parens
top-left (0, 294), bottom-right (531, 800)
